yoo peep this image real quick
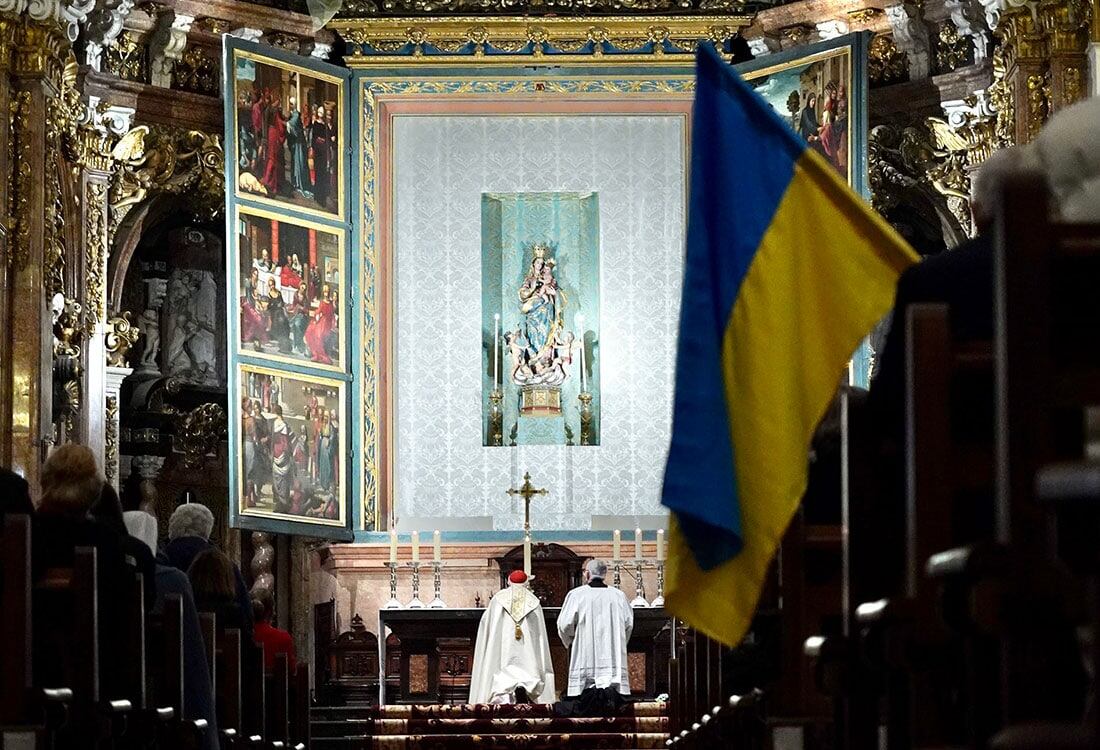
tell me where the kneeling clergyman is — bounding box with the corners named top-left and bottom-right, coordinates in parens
top-left (469, 570), bottom-right (556, 704)
top-left (557, 559), bottom-right (634, 706)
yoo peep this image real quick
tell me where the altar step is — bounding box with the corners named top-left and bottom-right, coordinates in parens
top-left (310, 702), bottom-right (670, 749)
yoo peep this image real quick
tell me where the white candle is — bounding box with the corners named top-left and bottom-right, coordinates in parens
top-left (411, 531), bottom-right (420, 562)
top-left (576, 313), bottom-right (587, 393)
top-left (635, 527), bottom-right (643, 560)
top-left (493, 313), bottom-right (500, 388)
top-left (433, 530), bottom-right (441, 563)
top-left (389, 528), bottom-right (397, 564)
top-left (657, 529), bottom-right (665, 561)
top-left (523, 533), bottom-right (532, 574)
top-left (613, 529), bottom-right (621, 560)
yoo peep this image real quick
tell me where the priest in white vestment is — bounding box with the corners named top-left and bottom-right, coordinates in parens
top-left (558, 559), bottom-right (634, 697)
top-left (469, 570), bottom-right (556, 704)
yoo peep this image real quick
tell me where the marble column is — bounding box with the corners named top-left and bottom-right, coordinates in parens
top-left (104, 365), bottom-right (131, 489)
top-left (251, 531), bottom-right (276, 597)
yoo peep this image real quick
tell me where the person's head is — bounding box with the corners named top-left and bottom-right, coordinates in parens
top-left (1033, 96), bottom-right (1100, 223)
top-left (806, 92), bottom-right (816, 108)
top-left (0, 468), bottom-right (33, 515)
top-left (273, 404), bottom-right (284, 419)
top-left (188, 548), bottom-right (236, 603)
top-left (168, 502), bottom-right (214, 542)
top-left (252, 589), bottom-right (275, 623)
top-left (40, 445), bottom-right (104, 516)
top-left (124, 510), bottom-right (158, 556)
top-left (970, 144), bottom-right (1039, 233)
top-left (584, 558), bottom-right (609, 582)
top-left (317, 105), bottom-right (325, 120)
top-left (90, 482), bottom-right (127, 537)
top-left (250, 267), bottom-right (259, 282)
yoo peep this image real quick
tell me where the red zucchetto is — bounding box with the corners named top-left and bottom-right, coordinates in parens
top-left (508, 570), bottom-right (528, 584)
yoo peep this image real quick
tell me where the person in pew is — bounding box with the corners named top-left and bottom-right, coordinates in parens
top-left (252, 589), bottom-right (296, 672)
top-left (189, 547), bottom-right (254, 641)
top-left (33, 445), bottom-right (146, 702)
top-left (0, 466), bottom-right (32, 516)
top-left (469, 569), bottom-right (556, 705)
top-left (554, 559), bottom-right (633, 717)
top-left (124, 510), bottom-right (218, 750)
top-left (92, 482), bottom-right (157, 611)
top-left (165, 502), bottom-right (254, 636)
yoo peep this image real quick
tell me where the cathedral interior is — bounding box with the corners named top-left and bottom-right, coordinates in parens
top-left (0, 0), bottom-right (1097, 746)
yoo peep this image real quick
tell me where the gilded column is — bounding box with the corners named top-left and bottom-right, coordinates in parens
top-left (999, 6), bottom-right (1051, 143)
top-left (1091, 0), bottom-right (1100, 94)
top-left (0, 18), bottom-right (15, 469)
top-left (103, 365), bottom-right (131, 489)
top-left (1041, 0), bottom-right (1091, 110)
top-left (5, 17), bottom-right (69, 486)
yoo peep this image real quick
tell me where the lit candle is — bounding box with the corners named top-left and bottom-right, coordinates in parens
top-left (523, 533), bottom-right (532, 575)
top-left (389, 528), bottom-right (397, 564)
top-left (657, 529), bottom-right (665, 561)
top-left (433, 530), bottom-right (441, 563)
top-left (613, 529), bottom-right (621, 560)
top-left (493, 313), bottom-right (500, 388)
top-left (576, 313), bottom-right (587, 393)
top-left (634, 527), bottom-right (643, 560)
top-left (411, 531), bottom-right (420, 562)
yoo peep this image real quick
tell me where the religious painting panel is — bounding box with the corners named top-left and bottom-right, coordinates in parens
top-left (229, 45), bottom-right (348, 221)
top-left (235, 365), bottom-right (347, 528)
top-left (235, 207), bottom-right (345, 372)
top-left (481, 191), bottom-right (601, 447)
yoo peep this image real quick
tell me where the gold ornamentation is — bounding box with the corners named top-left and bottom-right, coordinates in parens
top-left (85, 182), bottom-right (109, 323)
top-left (780, 23), bottom-right (813, 46)
top-left (339, 0), bottom-right (746, 13)
top-left (11, 18), bottom-right (69, 89)
top-left (847, 8), bottom-right (883, 24)
top-left (103, 31), bottom-right (148, 83)
top-left (171, 46), bottom-right (218, 96)
top-left (935, 22), bottom-right (970, 72)
top-left (194, 17), bottom-right (232, 35)
top-left (110, 125), bottom-right (225, 229)
top-left (988, 45), bottom-right (1015, 145)
top-left (1026, 71), bottom-right (1050, 140)
top-left (334, 15), bottom-right (752, 62)
top-left (171, 402), bottom-right (227, 468)
top-left (1063, 65), bottom-right (1083, 104)
top-left (53, 297), bottom-right (84, 359)
top-left (105, 312), bottom-right (141, 367)
top-left (267, 32), bottom-right (301, 52)
top-left (868, 33), bottom-right (908, 85)
top-left (8, 90), bottom-right (31, 271)
top-left (105, 394), bottom-right (119, 487)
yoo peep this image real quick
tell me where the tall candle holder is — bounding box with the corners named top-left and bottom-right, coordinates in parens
top-left (407, 561), bottom-right (425, 609)
top-left (428, 561), bottom-right (446, 608)
top-left (384, 562), bottom-right (402, 609)
top-left (630, 560), bottom-right (649, 608)
top-left (488, 388), bottom-right (504, 446)
top-left (612, 558), bottom-right (622, 589)
top-left (651, 560), bottom-right (665, 608)
top-left (578, 391), bottom-right (594, 446)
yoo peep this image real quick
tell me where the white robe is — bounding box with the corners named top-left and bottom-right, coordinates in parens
top-left (469, 583), bottom-right (556, 704)
top-left (557, 582), bottom-right (634, 696)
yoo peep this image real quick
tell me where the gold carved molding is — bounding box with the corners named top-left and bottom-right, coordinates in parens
top-left (105, 312), bottom-right (141, 367)
top-left (868, 33), bottom-right (908, 86)
top-left (339, 0), bottom-right (748, 15)
top-left (333, 15), bottom-right (753, 63)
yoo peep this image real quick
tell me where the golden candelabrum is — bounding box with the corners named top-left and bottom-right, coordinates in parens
top-left (488, 387), bottom-right (504, 446)
top-left (578, 390), bottom-right (594, 446)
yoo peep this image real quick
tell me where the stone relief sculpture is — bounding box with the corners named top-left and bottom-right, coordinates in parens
top-left (162, 268), bottom-right (220, 387)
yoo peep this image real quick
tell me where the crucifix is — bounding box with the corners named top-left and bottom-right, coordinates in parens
top-left (507, 472), bottom-right (547, 574)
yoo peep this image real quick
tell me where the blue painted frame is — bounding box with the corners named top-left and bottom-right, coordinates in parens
top-left (222, 33), bottom-right (871, 543)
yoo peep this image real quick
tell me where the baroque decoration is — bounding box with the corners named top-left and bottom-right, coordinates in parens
top-left (867, 33), bottom-right (908, 85)
top-left (103, 30), bottom-right (148, 82)
top-left (337, 0), bottom-right (748, 15)
top-left (171, 45), bottom-right (219, 96)
top-left (105, 312), bottom-right (141, 367)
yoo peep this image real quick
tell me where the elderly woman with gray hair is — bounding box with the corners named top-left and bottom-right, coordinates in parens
top-left (164, 501), bottom-right (254, 639)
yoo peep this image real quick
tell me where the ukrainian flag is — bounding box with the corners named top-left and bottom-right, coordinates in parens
top-left (661, 45), bottom-right (919, 646)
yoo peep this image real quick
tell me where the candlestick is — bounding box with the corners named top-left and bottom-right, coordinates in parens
top-left (389, 528), bottom-right (398, 564)
top-left (634, 527), bottom-right (643, 560)
top-left (631, 559), bottom-right (648, 608)
top-left (612, 559), bottom-right (622, 589)
top-left (493, 313), bottom-right (500, 388)
top-left (576, 313), bottom-right (587, 393)
top-left (384, 561), bottom-right (401, 609)
top-left (651, 560), bottom-right (666, 608)
top-left (433, 530), bottom-right (441, 563)
top-left (428, 561), bottom-right (446, 608)
top-left (407, 561), bottom-right (424, 608)
top-left (656, 529), bottom-right (665, 561)
top-left (523, 532), bottom-right (532, 575)
top-left (613, 529), bottom-right (621, 561)
top-left (411, 531), bottom-right (420, 562)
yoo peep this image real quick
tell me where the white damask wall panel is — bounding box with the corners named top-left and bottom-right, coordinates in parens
top-left (392, 114), bottom-right (685, 531)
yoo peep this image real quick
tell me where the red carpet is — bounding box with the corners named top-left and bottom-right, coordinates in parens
top-left (312, 702), bottom-right (670, 749)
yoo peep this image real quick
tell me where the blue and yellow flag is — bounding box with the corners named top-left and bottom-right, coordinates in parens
top-left (661, 45), bottom-right (919, 646)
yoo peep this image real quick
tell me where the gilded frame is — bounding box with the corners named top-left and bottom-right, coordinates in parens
top-left (234, 363), bottom-right (349, 528)
top-left (233, 204), bottom-right (349, 373)
top-left (229, 47), bottom-right (350, 223)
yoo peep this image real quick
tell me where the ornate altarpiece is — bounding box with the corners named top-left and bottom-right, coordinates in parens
top-left (223, 20), bottom-right (870, 541)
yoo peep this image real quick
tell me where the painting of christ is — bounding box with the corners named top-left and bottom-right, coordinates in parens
top-left (232, 51), bottom-right (344, 219)
top-left (236, 208), bottom-right (344, 371)
top-left (237, 366), bottom-right (345, 526)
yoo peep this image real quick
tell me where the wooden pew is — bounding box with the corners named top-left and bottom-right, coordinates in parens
top-left (1, 514), bottom-right (34, 732)
top-left (266, 653), bottom-right (290, 747)
top-left (216, 628), bottom-right (244, 748)
top-left (288, 663), bottom-right (311, 750)
top-left (242, 641), bottom-right (267, 747)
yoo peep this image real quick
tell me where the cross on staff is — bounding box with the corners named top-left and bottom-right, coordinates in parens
top-left (507, 472), bottom-right (547, 535)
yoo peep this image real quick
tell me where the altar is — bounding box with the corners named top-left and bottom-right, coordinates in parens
top-left (378, 607), bottom-right (674, 706)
